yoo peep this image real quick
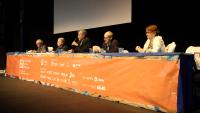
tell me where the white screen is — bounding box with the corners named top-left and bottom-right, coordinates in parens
top-left (54, 0), bottom-right (132, 34)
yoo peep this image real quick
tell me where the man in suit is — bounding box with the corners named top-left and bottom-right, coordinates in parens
top-left (71, 29), bottom-right (91, 53)
top-left (102, 31), bottom-right (119, 52)
top-left (92, 31), bottom-right (119, 53)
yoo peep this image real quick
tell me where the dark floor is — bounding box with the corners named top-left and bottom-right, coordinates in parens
top-left (0, 75), bottom-right (158, 113)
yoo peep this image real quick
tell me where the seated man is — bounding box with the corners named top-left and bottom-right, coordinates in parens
top-left (135, 24), bottom-right (166, 53)
top-left (102, 31), bottom-right (119, 52)
top-left (93, 31), bottom-right (119, 53)
top-left (35, 39), bottom-right (47, 53)
top-left (28, 39), bottom-right (47, 53)
top-left (71, 29), bottom-right (91, 53)
top-left (55, 37), bottom-right (68, 53)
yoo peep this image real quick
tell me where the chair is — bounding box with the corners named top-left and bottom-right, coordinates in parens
top-left (186, 46), bottom-right (200, 54)
top-left (185, 46), bottom-right (200, 70)
top-left (185, 46), bottom-right (200, 109)
top-left (165, 42), bottom-right (176, 52)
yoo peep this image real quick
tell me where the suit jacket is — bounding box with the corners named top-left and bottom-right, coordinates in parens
top-left (74, 37), bottom-right (91, 53)
top-left (55, 45), bottom-right (68, 53)
top-left (102, 39), bottom-right (119, 52)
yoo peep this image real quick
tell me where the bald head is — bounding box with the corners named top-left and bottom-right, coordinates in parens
top-left (104, 31), bottom-right (113, 44)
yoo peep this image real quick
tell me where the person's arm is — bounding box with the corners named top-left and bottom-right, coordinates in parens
top-left (135, 46), bottom-right (143, 52)
top-left (72, 41), bottom-right (78, 46)
top-left (135, 39), bottom-right (149, 53)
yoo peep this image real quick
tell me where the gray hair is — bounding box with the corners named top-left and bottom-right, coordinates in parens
top-left (58, 37), bottom-right (65, 43)
top-left (36, 39), bottom-right (44, 44)
top-left (78, 29), bottom-right (87, 35)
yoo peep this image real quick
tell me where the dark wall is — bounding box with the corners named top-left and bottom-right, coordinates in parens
top-left (0, 0), bottom-right (5, 69)
top-left (0, 0), bottom-right (19, 69)
top-left (132, 0), bottom-right (200, 52)
top-left (2, 0), bottom-right (53, 52)
top-left (0, 0), bottom-right (53, 69)
top-left (23, 0), bottom-right (53, 51)
top-left (1, 0), bottom-right (200, 69)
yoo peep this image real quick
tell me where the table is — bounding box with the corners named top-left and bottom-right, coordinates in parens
top-left (6, 52), bottom-right (194, 113)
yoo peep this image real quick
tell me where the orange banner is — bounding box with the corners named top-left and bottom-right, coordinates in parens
top-left (6, 53), bottom-right (180, 112)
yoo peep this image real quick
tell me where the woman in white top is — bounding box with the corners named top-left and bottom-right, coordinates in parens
top-left (135, 24), bottom-right (166, 53)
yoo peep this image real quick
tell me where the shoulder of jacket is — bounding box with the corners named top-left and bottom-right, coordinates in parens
top-left (154, 35), bottom-right (163, 39)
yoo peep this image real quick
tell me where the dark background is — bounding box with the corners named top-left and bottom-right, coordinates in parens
top-left (0, 0), bottom-right (200, 69)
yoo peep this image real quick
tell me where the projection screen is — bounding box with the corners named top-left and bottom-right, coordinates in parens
top-left (54, 0), bottom-right (132, 34)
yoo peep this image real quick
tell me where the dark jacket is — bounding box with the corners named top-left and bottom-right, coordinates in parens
top-left (74, 37), bottom-right (91, 53)
top-left (102, 39), bottom-right (119, 52)
top-left (55, 45), bottom-right (68, 53)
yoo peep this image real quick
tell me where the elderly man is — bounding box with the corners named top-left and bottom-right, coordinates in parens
top-left (71, 29), bottom-right (91, 53)
top-left (55, 37), bottom-right (68, 53)
top-left (93, 31), bottom-right (119, 53)
top-left (35, 39), bottom-right (47, 53)
top-left (102, 31), bottom-right (119, 52)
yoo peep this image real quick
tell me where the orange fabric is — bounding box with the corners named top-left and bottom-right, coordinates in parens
top-left (6, 54), bottom-right (179, 112)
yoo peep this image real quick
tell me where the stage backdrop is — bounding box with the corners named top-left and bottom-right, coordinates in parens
top-left (54, 0), bottom-right (132, 34)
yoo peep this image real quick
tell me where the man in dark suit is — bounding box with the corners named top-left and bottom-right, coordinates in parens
top-left (71, 29), bottom-right (91, 53)
top-left (102, 31), bottom-right (119, 52)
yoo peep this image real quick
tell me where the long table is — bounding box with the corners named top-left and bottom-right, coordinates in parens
top-left (6, 52), bottom-right (194, 113)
